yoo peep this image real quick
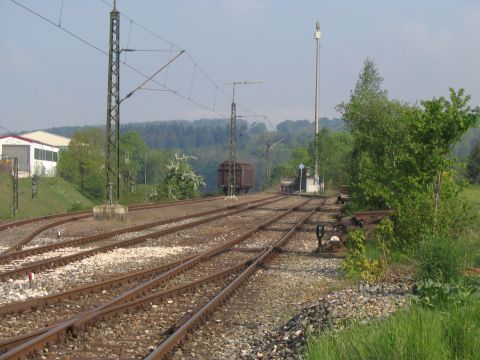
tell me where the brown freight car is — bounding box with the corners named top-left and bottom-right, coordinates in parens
top-left (218, 160), bottom-right (255, 195)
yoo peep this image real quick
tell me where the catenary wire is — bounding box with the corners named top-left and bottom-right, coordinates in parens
top-left (9, 0), bottom-right (264, 120)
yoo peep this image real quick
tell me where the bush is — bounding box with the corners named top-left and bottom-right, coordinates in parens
top-left (342, 230), bottom-right (384, 281)
top-left (67, 201), bottom-right (84, 213)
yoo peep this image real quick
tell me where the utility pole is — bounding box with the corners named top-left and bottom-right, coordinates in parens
top-left (266, 139), bottom-right (270, 190)
top-left (105, 0), bottom-right (120, 204)
top-left (12, 158), bottom-right (18, 216)
top-left (314, 21), bottom-right (321, 191)
top-left (227, 81), bottom-right (263, 198)
top-left (229, 91), bottom-right (237, 197)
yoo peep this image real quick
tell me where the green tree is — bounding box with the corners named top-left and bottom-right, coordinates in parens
top-left (56, 128), bottom-right (105, 200)
top-left (315, 128), bottom-right (353, 188)
top-left (410, 88), bottom-right (479, 229)
top-left (466, 140), bottom-right (480, 184)
top-left (120, 131), bottom-right (150, 189)
top-left (337, 58), bottom-right (414, 208)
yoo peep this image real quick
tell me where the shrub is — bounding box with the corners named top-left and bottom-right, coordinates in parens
top-left (67, 201), bottom-right (84, 213)
top-left (342, 230), bottom-right (384, 281)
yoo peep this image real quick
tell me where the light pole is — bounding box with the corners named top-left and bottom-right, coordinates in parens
top-left (227, 81), bottom-right (263, 198)
top-left (314, 21), bottom-right (321, 191)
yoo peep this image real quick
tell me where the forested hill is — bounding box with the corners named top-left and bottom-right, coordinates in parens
top-left (39, 118), bottom-right (344, 192)
top-left (43, 118), bottom-right (344, 149)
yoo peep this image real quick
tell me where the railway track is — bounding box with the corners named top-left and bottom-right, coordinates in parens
top-left (0, 196), bottom-right (227, 232)
top-left (0, 195), bottom-right (228, 253)
top-left (0, 197), bottom-right (322, 359)
top-left (0, 195), bottom-right (284, 281)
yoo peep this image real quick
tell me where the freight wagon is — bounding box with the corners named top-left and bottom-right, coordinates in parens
top-left (218, 161), bottom-right (255, 195)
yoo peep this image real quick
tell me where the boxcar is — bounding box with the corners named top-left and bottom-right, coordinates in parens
top-left (218, 161), bottom-right (255, 195)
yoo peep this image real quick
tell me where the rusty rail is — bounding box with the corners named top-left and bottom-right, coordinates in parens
top-left (0, 255), bottom-right (196, 316)
top-left (0, 196), bottom-right (284, 281)
top-left (0, 198), bottom-right (315, 359)
top-left (0, 195), bottom-right (281, 265)
top-left (0, 257), bottom-right (252, 355)
top-left (145, 204), bottom-right (319, 359)
top-left (0, 195), bottom-right (226, 233)
top-left (0, 195), bottom-right (228, 253)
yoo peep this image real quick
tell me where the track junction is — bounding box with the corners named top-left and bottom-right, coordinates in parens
top-left (0, 193), bottom-right (342, 359)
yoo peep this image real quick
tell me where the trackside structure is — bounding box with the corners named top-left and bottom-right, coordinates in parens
top-left (0, 135), bottom-right (62, 177)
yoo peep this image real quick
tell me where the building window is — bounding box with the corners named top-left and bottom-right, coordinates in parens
top-left (33, 148), bottom-right (58, 162)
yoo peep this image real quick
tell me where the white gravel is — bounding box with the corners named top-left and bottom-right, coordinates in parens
top-left (0, 245), bottom-right (190, 306)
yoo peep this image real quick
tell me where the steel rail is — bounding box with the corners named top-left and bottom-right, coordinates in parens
top-left (0, 255), bottom-right (196, 316)
top-left (0, 195), bottom-right (281, 264)
top-left (0, 256), bottom-right (255, 355)
top-left (0, 195), bottom-right (225, 233)
top-left (0, 195), bottom-right (229, 253)
top-left (0, 196), bottom-right (284, 281)
top-left (144, 205), bottom-right (319, 359)
top-left (0, 199), bottom-right (314, 359)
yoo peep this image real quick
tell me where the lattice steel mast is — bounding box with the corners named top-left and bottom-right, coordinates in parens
top-left (105, 0), bottom-right (121, 204)
top-left (314, 21), bottom-right (321, 189)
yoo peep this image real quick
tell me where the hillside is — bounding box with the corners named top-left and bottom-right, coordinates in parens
top-left (0, 173), bottom-right (94, 220)
top-left (41, 118), bottom-right (345, 192)
top-left (41, 117), bottom-right (344, 149)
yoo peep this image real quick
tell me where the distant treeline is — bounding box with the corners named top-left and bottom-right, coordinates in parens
top-left (42, 118), bottom-right (344, 150)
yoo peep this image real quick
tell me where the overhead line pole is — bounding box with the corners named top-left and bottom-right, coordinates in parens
top-left (314, 21), bottom-right (321, 192)
top-left (227, 81), bottom-right (263, 198)
top-left (105, 0), bottom-right (120, 204)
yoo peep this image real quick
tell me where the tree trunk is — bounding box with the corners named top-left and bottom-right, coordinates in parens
top-left (433, 172), bottom-right (443, 234)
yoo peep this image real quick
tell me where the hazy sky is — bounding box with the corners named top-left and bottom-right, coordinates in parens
top-left (1, 0), bottom-right (479, 132)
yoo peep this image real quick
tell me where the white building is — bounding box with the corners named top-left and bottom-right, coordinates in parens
top-left (0, 135), bottom-right (62, 177)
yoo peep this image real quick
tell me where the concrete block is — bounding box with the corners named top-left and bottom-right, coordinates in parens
top-left (93, 204), bottom-right (128, 221)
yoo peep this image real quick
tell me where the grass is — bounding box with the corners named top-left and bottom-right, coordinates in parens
top-left (459, 185), bottom-right (480, 269)
top-left (0, 173), bottom-right (94, 220)
top-left (461, 185), bottom-right (480, 208)
top-left (305, 297), bottom-right (480, 360)
top-left (306, 184), bottom-right (480, 359)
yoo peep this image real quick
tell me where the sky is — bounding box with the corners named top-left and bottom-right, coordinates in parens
top-left (0, 0), bottom-right (479, 133)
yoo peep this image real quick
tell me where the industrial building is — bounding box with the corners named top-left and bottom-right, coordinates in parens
top-left (0, 133), bottom-right (67, 177)
top-left (21, 130), bottom-right (70, 148)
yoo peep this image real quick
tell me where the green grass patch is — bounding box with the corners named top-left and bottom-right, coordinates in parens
top-left (462, 185), bottom-right (480, 208)
top-left (0, 173), bottom-right (94, 220)
top-left (305, 297), bottom-right (480, 360)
